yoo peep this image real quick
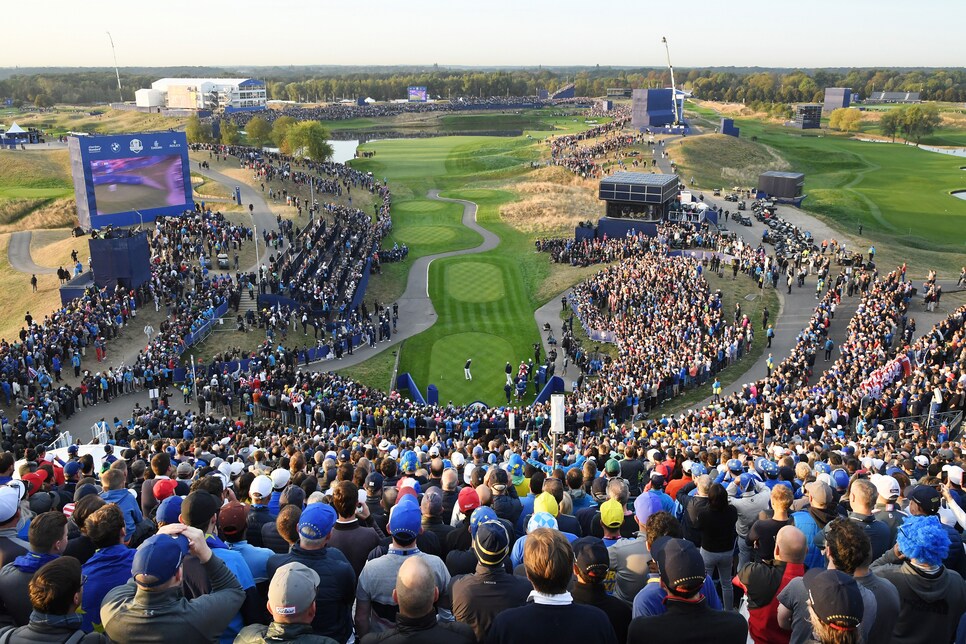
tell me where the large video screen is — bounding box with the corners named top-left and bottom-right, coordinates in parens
top-left (407, 86), bottom-right (427, 102)
top-left (68, 132), bottom-right (193, 229)
top-left (91, 154), bottom-right (189, 216)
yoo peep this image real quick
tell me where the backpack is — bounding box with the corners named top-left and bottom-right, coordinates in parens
top-left (0, 626), bottom-right (85, 644)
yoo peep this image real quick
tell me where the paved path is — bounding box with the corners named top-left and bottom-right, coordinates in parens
top-left (7, 231), bottom-right (57, 275)
top-left (304, 189), bottom-right (500, 371)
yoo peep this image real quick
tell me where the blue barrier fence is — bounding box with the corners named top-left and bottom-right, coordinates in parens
top-left (395, 373), bottom-right (427, 405)
top-left (534, 375), bottom-right (566, 405)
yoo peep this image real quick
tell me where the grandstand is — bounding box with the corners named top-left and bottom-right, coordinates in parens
top-left (865, 91), bottom-right (921, 104)
top-left (551, 83), bottom-right (576, 100)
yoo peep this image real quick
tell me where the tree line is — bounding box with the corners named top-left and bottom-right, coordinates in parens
top-left (2, 68), bottom-right (965, 107)
top-left (187, 114), bottom-right (333, 161)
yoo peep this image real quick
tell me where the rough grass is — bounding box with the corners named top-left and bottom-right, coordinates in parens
top-left (0, 150), bottom-right (76, 229)
top-left (10, 107), bottom-right (186, 137)
top-left (338, 345), bottom-right (402, 394)
top-left (500, 170), bottom-right (604, 235)
top-left (0, 234), bottom-right (66, 342)
top-left (29, 229), bottom-right (90, 270)
top-left (668, 133), bottom-right (790, 188)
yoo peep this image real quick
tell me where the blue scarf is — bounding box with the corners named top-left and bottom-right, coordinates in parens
top-left (13, 551), bottom-right (59, 573)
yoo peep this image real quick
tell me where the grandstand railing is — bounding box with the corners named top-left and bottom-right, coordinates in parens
top-left (91, 424), bottom-right (110, 444)
top-left (870, 410), bottom-right (963, 440)
top-left (47, 431), bottom-right (73, 451)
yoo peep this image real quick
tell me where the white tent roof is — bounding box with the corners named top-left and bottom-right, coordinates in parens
top-left (5, 122), bottom-right (26, 134)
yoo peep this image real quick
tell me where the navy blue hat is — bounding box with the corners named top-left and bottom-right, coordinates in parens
top-left (651, 537), bottom-right (706, 597)
top-left (298, 503), bottom-right (337, 540)
top-left (67, 445), bottom-right (79, 455)
top-left (338, 450), bottom-right (350, 462)
top-left (473, 521), bottom-right (510, 567)
top-left (64, 461), bottom-right (82, 478)
top-left (132, 533), bottom-right (189, 587)
top-left (365, 472), bottom-right (384, 492)
top-left (830, 468), bottom-right (850, 491)
top-left (803, 568), bottom-right (863, 631)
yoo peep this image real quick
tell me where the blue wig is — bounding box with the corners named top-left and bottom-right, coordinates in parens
top-left (897, 515), bottom-right (949, 566)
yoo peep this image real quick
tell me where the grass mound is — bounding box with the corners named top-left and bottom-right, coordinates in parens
top-left (670, 134), bottom-right (790, 188)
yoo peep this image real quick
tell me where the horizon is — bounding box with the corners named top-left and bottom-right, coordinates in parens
top-left (4, 0), bottom-right (965, 69)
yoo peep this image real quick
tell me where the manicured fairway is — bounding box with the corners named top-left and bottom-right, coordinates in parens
top-left (677, 112), bottom-right (966, 251)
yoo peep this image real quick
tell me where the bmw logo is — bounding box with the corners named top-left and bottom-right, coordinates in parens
top-left (111, 142), bottom-right (120, 152)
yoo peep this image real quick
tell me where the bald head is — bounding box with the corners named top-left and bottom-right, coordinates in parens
top-left (393, 555), bottom-right (438, 618)
top-left (476, 484), bottom-right (492, 506)
top-left (774, 525), bottom-right (807, 564)
top-left (695, 475), bottom-right (712, 495)
top-left (442, 469), bottom-right (458, 491)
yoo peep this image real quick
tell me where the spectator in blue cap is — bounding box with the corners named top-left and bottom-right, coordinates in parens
top-left (729, 472), bottom-right (770, 569)
top-left (155, 495), bottom-right (182, 527)
top-left (101, 524), bottom-right (245, 644)
top-left (355, 496), bottom-right (453, 637)
top-left (265, 502), bottom-right (355, 643)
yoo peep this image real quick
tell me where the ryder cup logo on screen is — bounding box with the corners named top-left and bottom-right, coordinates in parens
top-left (129, 138), bottom-right (143, 154)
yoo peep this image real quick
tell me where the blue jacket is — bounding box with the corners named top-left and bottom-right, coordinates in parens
top-left (81, 544), bottom-right (135, 632)
top-left (268, 490), bottom-right (283, 517)
top-left (100, 489), bottom-right (143, 537)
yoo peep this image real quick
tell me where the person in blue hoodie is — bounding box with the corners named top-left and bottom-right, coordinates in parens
top-left (0, 511), bottom-right (68, 626)
top-left (80, 504), bottom-right (135, 633)
top-left (99, 468), bottom-right (142, 541)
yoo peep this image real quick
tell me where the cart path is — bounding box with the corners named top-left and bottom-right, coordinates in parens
top-left (8, 231), bottom-right (57, 275)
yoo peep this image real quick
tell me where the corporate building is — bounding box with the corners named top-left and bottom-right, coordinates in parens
top-left (135, 78), bottom-right (267, 112)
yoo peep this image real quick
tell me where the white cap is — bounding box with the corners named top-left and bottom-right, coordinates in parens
top-left (451, 452), bottom-right (465, 468)
top-left (0, 484), bottom-right (25, 523)
top-left (230, 461), bottom-right (245, 477)
top-left (271, 468), bottom-right (291, 489)
top-left (817, 472), bottom-right (833, 488)
top-left (874, 475), bottom-right (900, 500)
top-left (915, 455), bottom-right (930, 467)
top-left (250, 475), bottom-right (273, 498)
top-left (682, 460), bottom-right (693, 473)
top-left (378, 440), bottom-right (391, 451)
top-left (948, 466), bottom-right (964, 486)
top-left (429, 446), bottom-right (440, 457)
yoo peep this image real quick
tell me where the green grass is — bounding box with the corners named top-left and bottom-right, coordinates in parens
top-left (677, 114), bottom-right (966, 252)
top-left (339, 345), bottom-right (400, 392)
top-left (396, 189), bottom-right (543, 406)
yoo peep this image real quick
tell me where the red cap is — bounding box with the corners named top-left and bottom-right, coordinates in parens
top-left (458, 486), bottom-right (481, 514)
top-left (153, 479), bottom-right (178, 502)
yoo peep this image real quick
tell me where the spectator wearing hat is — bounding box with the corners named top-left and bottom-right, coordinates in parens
top-left (361, 556), bottom-right (473, 644)
top-left (235, 562), bottom-right (338, 644)
top-left (487, 468), bottom-right (522, 527)
top-left (266, 502), bottom-right (355, 643)
top-left (729, 472), bottom-right (770, 570)
top-left (364, 473), bottom-right (388, 532)
top-left (609, 492), bottom-right (661, 606)
top-left (0, 557), bottom-right (108, 644)
top-left (247, 475), bottom-right (275, 549)
top-left (178, 491), bottom-right (258, 644)
top-left (540, 477), bottom-right (581, 536)
top-left (326, 481), bottom-right (381, 576)
top-left (599, 499), bottom-right (628, 548)
top-left (219, 501), bottom-right (274, 584)
top-left (451, 519), bottom-right (531, 641)
top-left (572, 537), bottom-right (631, 642)
top-left (628, 536), bottom-right (747, 644)
top-left (420, 489), bottom-right (455, 558)
top-left (825, 518), bottom-right (899, 644)
top-left (692, 483), bottom-right (738, 610)
top-left (355, 496), bottom-right (452, 637)
top-left (797, 569), bottom-right (864, 644)
top-left (55, 460), bottom-right (83, 509)
top-left (0, 484), bottom-right (29, 567)
top-left (0, 511), bottom-right (68, 626)
top-left (101, 524), bottom-right (245, 644)
top-left (155, 496), bottom-right (183, 527)
top-left (446, 487), bottom-right (481, 555)
top-left (747, 484), bottom-right (795, 564)
top-left (486, 528), bottom-right (618, 644)
top-left (79, 504), bottom-right (135, 632)
top-left (872, 474), bottom-right (907, 543)
top-left (910, 483), bottom-right (966, 577)
top-left (734, 525), bottom-right (807, 644)
top-left (792, 481), bottom-right (840, 569)
top-left (514, 471), bottom-right (546, 535)
top-left (269, 469), bottom-right (291, 517)
top-left (665, 459), bottom-right (693, 501)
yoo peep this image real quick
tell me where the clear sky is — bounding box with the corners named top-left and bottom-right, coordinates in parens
top-left (5, 0), bottom-right (965, 68)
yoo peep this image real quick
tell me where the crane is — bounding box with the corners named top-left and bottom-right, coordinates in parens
top-left (107, 32), bottom-right (123, 103)
top-left (661, 36), bottom-right (681, 124)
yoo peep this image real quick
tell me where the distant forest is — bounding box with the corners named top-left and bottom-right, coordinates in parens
top-left (2, 66), bottom-right (964, 107)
